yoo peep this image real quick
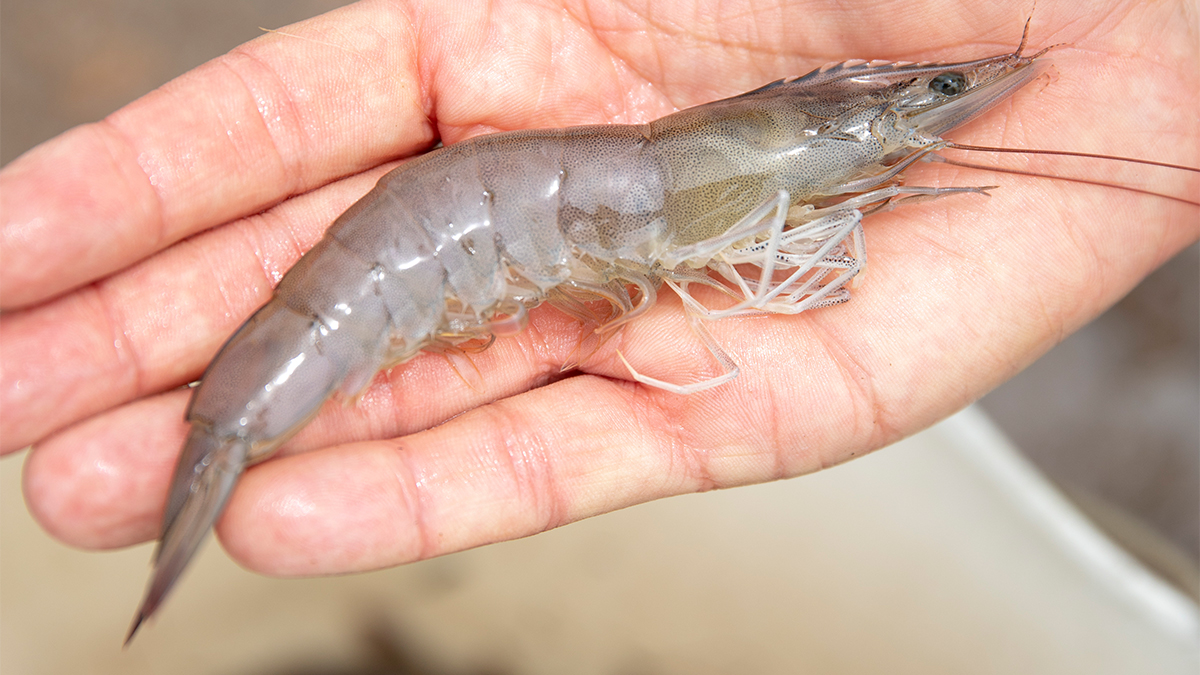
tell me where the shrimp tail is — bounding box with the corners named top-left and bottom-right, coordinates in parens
top-left (125, 279), bottom-right (386, 642)
top-left (126, 429), bottom-right (247, 645)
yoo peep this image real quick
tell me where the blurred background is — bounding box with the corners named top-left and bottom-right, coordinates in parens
top-left (2, 1), bottom-right (1197, 672)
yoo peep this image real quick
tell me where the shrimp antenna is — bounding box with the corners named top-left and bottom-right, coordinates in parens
top-left (940, 142), bottom-right (1200, 206)
top-left (946, 142), bottom-right (1199, 173)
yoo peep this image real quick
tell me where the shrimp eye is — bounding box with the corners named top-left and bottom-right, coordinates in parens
top-left (929, 72), bottom-right (967, 96)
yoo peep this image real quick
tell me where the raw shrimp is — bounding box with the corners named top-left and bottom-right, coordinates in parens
top-left (125, 18), bottom-right (1197, 641)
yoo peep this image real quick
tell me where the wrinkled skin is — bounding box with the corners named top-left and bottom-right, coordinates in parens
top-left (1, 0), bottom-right (1196, 579)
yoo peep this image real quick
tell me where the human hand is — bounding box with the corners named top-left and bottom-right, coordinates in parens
top-left (2, 0), bottom-right (1196, 580)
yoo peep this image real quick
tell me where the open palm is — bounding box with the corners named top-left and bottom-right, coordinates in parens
top-left (1, 0), bottom-right (1195, 579)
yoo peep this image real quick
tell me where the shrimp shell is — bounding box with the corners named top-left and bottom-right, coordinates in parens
top-left (127, 18), bottom-right (1195, 640)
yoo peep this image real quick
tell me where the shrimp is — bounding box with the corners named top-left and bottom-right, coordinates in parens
top-left (125, 18), bottom-right (1197, 641)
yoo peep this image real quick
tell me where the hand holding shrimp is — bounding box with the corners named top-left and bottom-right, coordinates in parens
top-left (1, 0), bottom-right (1196, 636)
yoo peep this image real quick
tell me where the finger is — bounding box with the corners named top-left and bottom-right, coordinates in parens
top-left (0, 163), bottom-right (389, 455)
top-left (21, 391), bottom-right (192, 549)
top-left (211, 372), bottom-right (833, 576)
top-left (0, 1), bottom-right (433, 310)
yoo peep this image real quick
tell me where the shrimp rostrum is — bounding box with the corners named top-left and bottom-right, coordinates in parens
top-left (126, 28), bottom-right (1162, 638)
